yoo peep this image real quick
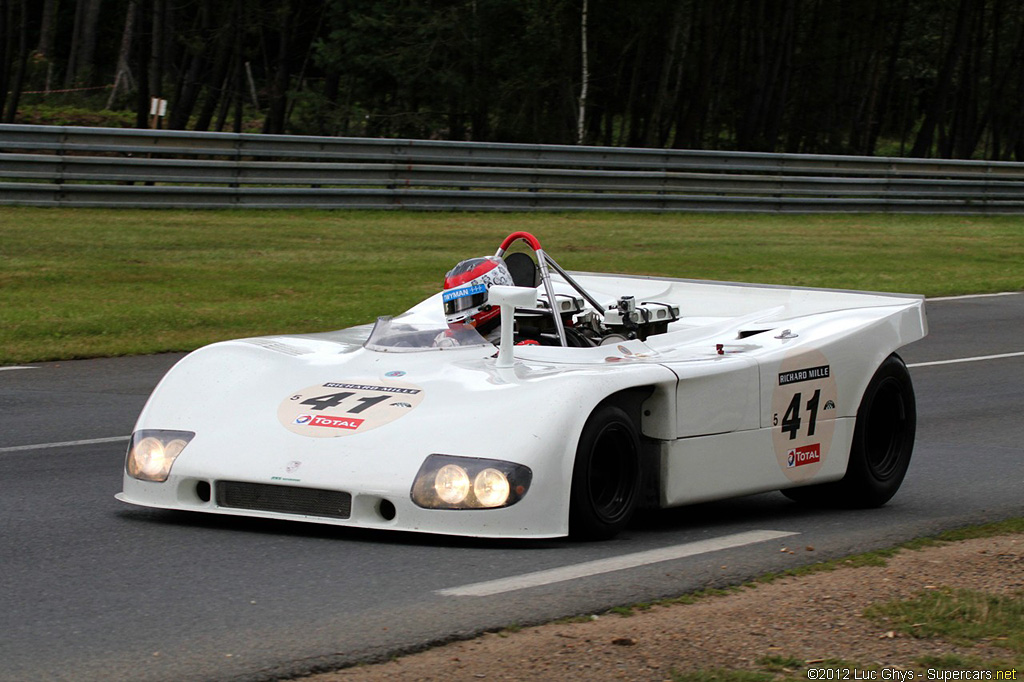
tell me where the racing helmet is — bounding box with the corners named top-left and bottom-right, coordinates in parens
top-left (442, 256), bottom-right (514, 329)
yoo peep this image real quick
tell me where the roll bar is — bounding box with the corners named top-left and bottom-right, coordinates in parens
top-left (495, 232), bottom-right (605, 347)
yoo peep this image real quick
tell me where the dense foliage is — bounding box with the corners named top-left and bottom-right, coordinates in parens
top-left (2, 0), bottom-right (1023, 158)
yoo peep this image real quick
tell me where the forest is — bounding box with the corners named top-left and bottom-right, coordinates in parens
top-left (2, 0), bottom-right (1024, 159)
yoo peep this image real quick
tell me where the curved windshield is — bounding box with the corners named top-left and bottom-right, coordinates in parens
top-left (364, 316), bottom-right (493, 353)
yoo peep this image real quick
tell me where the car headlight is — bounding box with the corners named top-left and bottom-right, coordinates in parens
top-left (411, 455), bottom-right (532, 509)
top-left (125, 430), bottom-right (195, 482)
top-left (435, 464), bottom-right (472, 504)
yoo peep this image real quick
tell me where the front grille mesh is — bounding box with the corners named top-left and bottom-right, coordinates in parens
top-left (215, 481), bottom-right (352, 519)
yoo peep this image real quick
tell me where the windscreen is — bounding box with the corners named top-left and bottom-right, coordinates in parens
top-left (363, 316), bottom-right (493, 352)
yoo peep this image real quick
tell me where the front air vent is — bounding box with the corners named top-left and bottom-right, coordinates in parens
top-left (215, 481), bottom-right (352, 519)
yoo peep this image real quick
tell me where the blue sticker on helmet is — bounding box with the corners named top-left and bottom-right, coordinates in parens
top-left (443, 283), bottom-right (487, 302)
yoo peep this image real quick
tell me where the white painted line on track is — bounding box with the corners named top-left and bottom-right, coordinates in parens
top-left (0, 366), bottom-right (38, 371)
top-left (928, 292), bottom-right (1022, 301)
top-left (436, 529), bottom-right (799, 597)
top-left (0, 435), bottom-right (130, 454)
top-left (908, 351), bottom-right (1024, 368)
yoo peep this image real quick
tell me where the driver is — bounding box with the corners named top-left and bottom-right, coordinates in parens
top-left (441, 256), bottom-right (514, 340)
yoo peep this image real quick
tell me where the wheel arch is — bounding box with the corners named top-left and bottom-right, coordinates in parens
top-left (588, 385), bottom-right (664, 511)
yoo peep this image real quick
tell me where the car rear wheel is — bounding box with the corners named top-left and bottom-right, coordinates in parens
top-left (569, 404), bottom-right (642, 540)
top-left (782, 353), bottom-right (916, 508)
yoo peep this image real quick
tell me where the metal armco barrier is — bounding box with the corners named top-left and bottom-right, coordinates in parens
top-left (2, 124), bottom-right (1024, 212)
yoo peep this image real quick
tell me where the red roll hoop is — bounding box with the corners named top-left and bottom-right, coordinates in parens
top-left (496, 231), bottom-right (542, 255)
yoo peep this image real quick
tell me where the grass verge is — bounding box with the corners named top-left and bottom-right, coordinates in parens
top-left (601, 518), bottom-right (1024, 615)
top-left (866, 587), bottom-right (1024, 654)
top-left (487, 521), bottom-right (1021, 682)
top-left (656, 518), bottom-right (1022, 681)
top-left (3, 208), bottom-right (1024, 364)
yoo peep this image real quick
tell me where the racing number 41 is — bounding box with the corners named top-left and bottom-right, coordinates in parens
top-left (776, 389), bottom-right (821, 440)
top-left (300, 392), bottom-right (390, 414)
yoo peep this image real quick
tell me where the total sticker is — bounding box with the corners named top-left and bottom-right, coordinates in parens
top-left (771, 349), bottom-right (838, 481)
top-left (278, 380), bottom-right (425, 438)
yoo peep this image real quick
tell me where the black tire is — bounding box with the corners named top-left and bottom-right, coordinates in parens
top-left (569, 403), bottom-right (642, 540)
top-left (782, 353), bottom-right (916, 508)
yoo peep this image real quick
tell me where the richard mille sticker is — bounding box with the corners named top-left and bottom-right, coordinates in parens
top-left (279, 380), bottom-right (425, 438)
top-left (771, 349), bottom-right (838, 482)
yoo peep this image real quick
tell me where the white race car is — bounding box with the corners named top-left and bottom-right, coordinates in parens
top-left (117, 232), bottom-right (927, 539)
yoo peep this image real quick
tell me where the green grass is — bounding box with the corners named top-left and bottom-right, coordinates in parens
top-left (2, 208), bottom-right (1023, 364)
top-left (915, 654), bottom-right (1019, 673)
top-left (866, 587), bottom-right (1024, 654)
top-left (755, 655), bottom-right (807, 672)
top-left (671, 671), bottom-right (776, 682)
top-left (12, 102), bottom-right (138, 128)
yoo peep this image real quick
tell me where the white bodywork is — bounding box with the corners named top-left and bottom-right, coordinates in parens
top-left (117, 271), bottom-right (926, 539)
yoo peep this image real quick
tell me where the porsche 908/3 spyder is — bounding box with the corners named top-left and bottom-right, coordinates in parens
top-left (117, 232), bottom-right (927, 539)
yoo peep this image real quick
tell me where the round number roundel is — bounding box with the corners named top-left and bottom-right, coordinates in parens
top-left (278, 380), bottom-right (425, 438)
top-left (771, 349), bottom-right (838, 482)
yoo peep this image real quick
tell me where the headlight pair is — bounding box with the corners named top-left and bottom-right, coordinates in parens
top-left (411, 455), bottom-right (531, 509)
top-left (125, 430), bottom-right (195, 482)
top-left (126, 437), bottom-right (529, 511)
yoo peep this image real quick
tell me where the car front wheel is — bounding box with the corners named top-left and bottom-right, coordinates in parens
top-left (569, 403), bottom-right (642, 540)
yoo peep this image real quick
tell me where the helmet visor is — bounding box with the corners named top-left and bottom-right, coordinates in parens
top-left (443, 283), bottom-right (488, 317)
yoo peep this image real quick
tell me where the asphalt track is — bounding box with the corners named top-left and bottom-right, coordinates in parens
top-left (1, 293), bottom-right (1021, 682)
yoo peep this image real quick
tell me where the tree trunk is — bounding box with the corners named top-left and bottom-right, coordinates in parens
top-left (63, 0), bottom-right (87, 88)
top-left (262, 0), bottom-right (292, 134)
top-left (576, 0), bottom-right (588, 144)
top-left (673, 2), bottom-right (731, 149)
top-left (0, 0), bottom-right (11, 119)
top-left (950, 5), bottom-right (984, 159)
top-left (132, 0), bottom-right (150, 128)
top-left (76, 0), bottom-right (103, 86)
top-left (106, 0), bottom-right (137, 109)
top-left (644, 3), bottom-right (684, 148)
top-left (910, 0), bottom-right (973, 158)
top-left (150, 0), bottom-right (165, 99)
top-left (867, 0), bottom-right (910, 155)
top-left (3, 0), bottom-right (27, 122)
top-left (228, 0), bottom-right (243, 133)
top-left (623, 32), bottom-right (648, 147)
top-left (35, 0), bottom-right (57, 57)
top-left (193, 10), bottom-right (232, 132)
top-left (166, 0), bottom-right (210, 128)
top-left (737, 1), bottom-right (797, 151)
top-left (33, 0), bottom-right (58, 90)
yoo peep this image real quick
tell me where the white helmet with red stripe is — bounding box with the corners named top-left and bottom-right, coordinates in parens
top-left (442, 256), bottom-right (514, 330)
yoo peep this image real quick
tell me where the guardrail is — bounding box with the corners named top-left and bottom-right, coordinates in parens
top-left (2, 124), bottom-right (1024, 212)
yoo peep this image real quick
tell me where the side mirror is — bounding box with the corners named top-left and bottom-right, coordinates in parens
top-left (488, 285), bottom-right (538, 367)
